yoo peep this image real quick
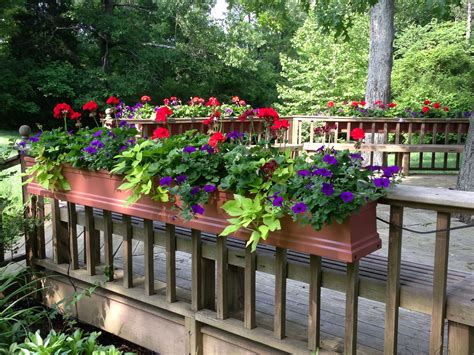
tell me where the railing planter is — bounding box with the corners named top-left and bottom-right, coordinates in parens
top-left (23, 155), bottom-right (380, 263)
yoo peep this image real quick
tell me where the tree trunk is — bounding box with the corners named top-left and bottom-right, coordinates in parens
top-left (456, 117), bottom-right (474, 222)
top-left (467, 0), bottom-right (472, 40)
top-left (363, 0), bottom-right (395, 166)
top-left (100, 0), bottom-right (114, 72)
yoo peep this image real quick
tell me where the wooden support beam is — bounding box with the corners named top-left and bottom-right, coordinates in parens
top-left (103, 210), bottom-right (114, 281)
top-left (345, 261), bottom-right (359, 355)
top-left (216, 236), bottom-right (228, 320)
top-left (185, 316), bottom-right (203, 355)
top-left (429, 212), bottom-right (450, 355)
top-left (122, 214), bottom-right (133, 288)
top-left (384, 205), bottom-right (404, 355)
top-left (84, 206), bottom-right (97, 275)
top-left (308, 255), bottom-right (322, 351)
top-left (143, 219), bottom-right (155, 296)
top-left (52, 199), bottom-right (69, 264)
top-left (274, 247), bottom-right (287, 339)
top-left (228, 264), bottom-right (244, 319)
top-left (448, 321), bottom-right (474, 355)
top-left (201, 257), bottom-right (215, 311)
top-left (191, 229), bottom-right (202, 311)
top-left (244, 246), bottom-right (256, 330)
top-left (67, 203), bottom-right (79, 270)
top-left (165, 223), bottom-right (176, 303)
top-left (36, 196), bottom-right (46, 259)
top-left (26, 195), bottom-right (37, 266)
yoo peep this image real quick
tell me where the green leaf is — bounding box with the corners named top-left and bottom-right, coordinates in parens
top-left (220, 224), bottom-right (240, 236)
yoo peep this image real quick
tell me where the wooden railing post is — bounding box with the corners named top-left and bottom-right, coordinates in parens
top-left (165, 223), bottom-right (176, 302)
top-left (84, 206), bottom-right (98, 275)
top-left (308, 254), bottom-right (322, 351)
top-left (274, 247), bottom-right (287, 339)
top-left (67, 202), bottom-right (79, 270)
top-left (216, 236), bottom-right (228, 319)
top-left (191, 229), bottom-right (202, 311)
top-left (103, 210), bottom-right (114, 281)
top-left (122, 214), bottom-right (133, 288)
top-left (345, 261), bottom-right (359, 355)
top-left (51, 199), bottom-right (69, 264)
top-left (143, 219), bottom-right (155, 296)
top-left (244, 246), bottom-right (256, 329)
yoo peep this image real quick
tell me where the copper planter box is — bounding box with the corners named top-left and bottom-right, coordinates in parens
top-left (24, 156), bottom-right (380, 262)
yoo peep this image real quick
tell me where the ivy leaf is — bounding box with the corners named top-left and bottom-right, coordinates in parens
top-left (220, 224), bottom-right (241, 236)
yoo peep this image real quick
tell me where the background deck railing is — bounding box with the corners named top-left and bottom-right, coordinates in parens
top-left (290, 116), bottom-right (469, 173)
top-left (23, 165), bottom-right (474, 354)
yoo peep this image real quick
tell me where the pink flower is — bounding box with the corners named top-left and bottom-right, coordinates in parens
top-left (141, 95), bottom-right (151, 103)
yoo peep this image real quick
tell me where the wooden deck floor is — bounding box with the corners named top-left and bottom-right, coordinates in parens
top-left (39, 226), bottom-right (438, 355)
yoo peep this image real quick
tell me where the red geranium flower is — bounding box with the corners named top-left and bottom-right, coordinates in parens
top-left (350, 101), bottom-right (359, 108)
top-left (388, 103), bottom-right (397, 108)
top-left (271, 119), bottom-right (290, 131)
top-left (423, 100), bottom-right (431, 105)
top-left (231, 96), bottom-right (240, 103)
top-left (163, 98), bottom-right (170, 106)
top-left (205, 97), bottom-right (220, 107)
top-left (359, 100), bottom-right (367, 106)
top-left (422, 106), bottom-right (430, 114)
top-left (141, 95), bottom-right (151, 103)
top-left (257, 108), bottom-right (279, 121)
top-left (433, 102), bottom-right (440, 109)
top-left (155, 106), bottom-right (173, 123)
top-left (70, 111), bottom-right (82, 120)
top-left (151, 127), bottom-right (170, 139)
top-left (53, 103), bottom-right (73, 119)
top-left (238, 100), bottom-right (246, 106)
top-left (350, 128), bottom-right (365, 141)
top-left (203, 117), bottom-right (212, 125)
top-left (443, 106), bottom-right (449, 112)
top-left (238, 109), bottom-right (254, 122)
top-left (82, 101), bottom-right (98, 111)
top-left (106, 96), bottom-right (120, 105)
top-left (374, 100), bottom-right (383, 105)
top-left (208, 132), bottom-right (226, 147)
top-left (170, 96), bottom-right (177, 101)
top-left (327, 101), bottom-right (335, 108)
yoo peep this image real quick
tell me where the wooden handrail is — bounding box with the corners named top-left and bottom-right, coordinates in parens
top-left (0, 154), bottom-right (21, 170)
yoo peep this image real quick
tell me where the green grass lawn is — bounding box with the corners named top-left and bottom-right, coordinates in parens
top-left (0, 130), bottom-right (23, 204)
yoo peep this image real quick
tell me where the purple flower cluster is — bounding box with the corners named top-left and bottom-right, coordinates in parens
top-left (203, 184), bottom-right (216, 193)
top-left (321, 182), bottom-right (334, 196)
top-left (200, 144), bottom-right (214, 154)
top-left (268, 193), bottom-right (283, 207)
top-left (373, 177), bottom-right (390, 188)
top-left (183, 145), bottom-right (197, 153)
top-left (297, 169), bottom-right (310, 177)
top-left (349, 153), bottom-right (363, 161)
top-left (292, 202), bottom-right (307, 214)
top-left (382, 165), bottom-right (399, 178)
top-left (160, 176), bottom-right (173, 186)
top-left (29, 132), bottom-right (41, 143)
top-left (175, 174), bottom-right (187, 184)
top-left (340, 191), bottom-right (354, 203)
top-left (191, 204), bottom-right (205, 215)
top-left (312, 168), bottom-right (332, 177)
top-left (322, 154), bottom-right (338, 165)
top-left (93, 130), bottom-right (103, 137)
top-left (90, 139), bottom-right (105, 149)
top-left (226, 131), bottom-right (244, 140)
top-left (190, 186), bottom-right (200, 195)
top-left (83, 146), bottom-right (97, 155)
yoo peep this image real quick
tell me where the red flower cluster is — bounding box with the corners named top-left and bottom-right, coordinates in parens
top-left (350, 128), bottom-right (365, 141)
top-left (53, 103), bottom-right (73, 119)
top-left (231, 96), bottom-right (246, 106)
top-left (106, 96), bottom-right (120, 106)
top-left (271, 119), bottom-right (290, 131)
top-left (421, 100), bottom-right (449, 114)
top-left (189, 96), bottom-right (205, 106)
top-left (208, 132), bottom-right (226, 147)
top-left (327, 101), bottom-right (335, 108)
top-left (257, 108), bottom-right (279, 121)
top-left (163, 96), bottom-right (179, 106)
top-left (82, 101), bottom-right (98, 111)
top-left (260, 159), bottom-right (278, 180)
top-left (141, 95), bottom-right (151, 103)
top-left (152, 127), bottom-right (170, 139)
top-left (314, 123), bottom-right (337, 135)
top-left (205, 97), bottom-right (220, 107)
top-left (238, 109), bottom-right (255, 122)
top-left (203, 111), bottom-right (221, 126)
top-left (155, 106), bottom-right (173, 122)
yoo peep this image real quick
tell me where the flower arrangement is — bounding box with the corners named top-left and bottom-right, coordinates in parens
top-left (26, 104), bottom-right (401, 250)
top-left (324, 100), bottom-right (398, 118)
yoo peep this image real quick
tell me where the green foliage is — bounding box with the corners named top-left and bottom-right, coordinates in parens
top-left (277, 15), bottom-right (369, 115)
top-left (392, 20), bottom-right (474, 114)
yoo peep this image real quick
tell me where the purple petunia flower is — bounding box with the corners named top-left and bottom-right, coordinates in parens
top-left (292, 202), bottom-right (307, 214)
top-left (201, 144), bottom-right (214, 154)
top-left (297, 169), bottom-right (311, 177)
top-left (191, 204), bottom-right (205, 215)
top-left (312, 168), bottom-right (332, 177)
top-left (83, 146), bottom-right (97, 155)
top-left (203, 184), bottom-right (216, 193)
top-left (373, 177), bottom-right (390, 188)
top-left (322, 154), bottom-right (338, 165)
top-left (350, 153), bottom-right (363, 161)
top-left (273, 196), bottom-right (283, 207)
top-left (93, 130), bottom-right (103, 137)
top-left (366, 165), bottom-right (381, 172)
top-left (90, 139), bottom-right (105, 148)
top-left (225, 108), bottom-right (234, 115)
top-left (119, 120), bottom-right (128, 127)
top-left (183, 145), bottom-right (197, 153)
top-left (226, 131), bottom-right (243, 139)
top-left (118, 145), bottom-right (127, 152)
top-left (340, 191), bottom-right (354, 203)
top-left (175, 174), bottom-right (187, 184)
top-left (321, 182), bottom-right (334, 196)
top-left (127, 138), bottom-right (136, 145)
top-left (18, 141), bottom-right (26, 148)
top-left (316, 145), bottom-right (325, 153)
top-left (160, 176), bottom-right (173, 186)
top-left (190, 186), bottom-right (201, 195)
top-left (382, 165), bottom-right (400, 178)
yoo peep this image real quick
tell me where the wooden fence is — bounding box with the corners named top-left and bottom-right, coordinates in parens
top-left (290, 116), bottom-right (470, 172)
top-left (23, 169), bottom-right (474, 353)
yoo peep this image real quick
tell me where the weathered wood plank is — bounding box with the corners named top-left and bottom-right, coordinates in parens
top-left (345, 261), bottom-right (359, 355)
top-left (51, 199), bottom-right (69, 264)
top-left (216, 236), bottom-right (228, 319)
top-left (36, 196), bottom-right (46, 259)
top-left (84, 206), bottom-right (97, 275)
top-left (166, 223), bottom-right (176, 302)
top-left (274, 247), bottom-right (287, 339)
top-left (308, 254), bottom-right (322, 351)
top-left (244, 246), bottom-right (256, 330)
top-left (67, 203), bottom-right (79, 270)
top-left (143, 218), bottom-right (155, 296)
top-left (185, 316), bottom-right (203, 355)
top-left (122, 214), bottom-right (133, 288)
top-left (192, 229), bottom-right (202, 311)
top-left (447, 321), bottom-right (474, 355)
top-left (429, 212), bottom-right (450, 354)
top-left (103, 210), bottom-right (114, 281)
top-left (384, 205), bottom-right (404, 355)
top-left (303, 142), bottom-right (464, 153)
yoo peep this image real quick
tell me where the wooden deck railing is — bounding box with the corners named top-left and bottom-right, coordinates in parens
top-left (23, 165), bottom-right (474, 354)
top-left (290, 116), bottom-right (470, 172)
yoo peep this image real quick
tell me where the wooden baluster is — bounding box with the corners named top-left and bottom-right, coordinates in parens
top-left (26, 195), bottom-right (37, 265)
top-left (431, 123), bottom-right (438, 169)
top-left (35, 196), bottom-right (46, 259)
top-left (143, 219), bottom-right (155, 295)
top-left (67, 203), bottom-right (79, 270)
top-left (84, 206), bottom-right (97, 275)
top-left (408, 122), bottom-right (413, 144)
top-left (103, 210), bottom-right (114, 281)
top-left (309, 121), bottom-right (314, 143)
top-left (443, 123), bottom-right (450, 169)
top-left (308, 255), bottom-right (322, 351)
top-left (456, 124), bottom-right (463, 169)
top-left (346, 122), bottom-right (351, 141)
top-left (185, 316), bottom-right (203, 355)
top-left (395, 122), bottom-right (400, 144)
top-left (429, 212), bottom-right (451, 354)
top-left (191, 229), bottom-right (202, 311)
top-left (345, 261), bottom-right (359, 355)
top-left (122, 214), bottom-right (133, 288)
top-left (384, 205), bottom-right (404, 354)
top-left (274, 247), bottom-right (287, 339)
top-left (52, 199), bottom-right (69, 264)
top-left (166, 223), bottom-right (176, 302)
top-left (419, 122), bottom-right (425, 169)
top-left (244, 246), bottom-right (256, 329)
top-left (216, 236), bottom-right (228, 319)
